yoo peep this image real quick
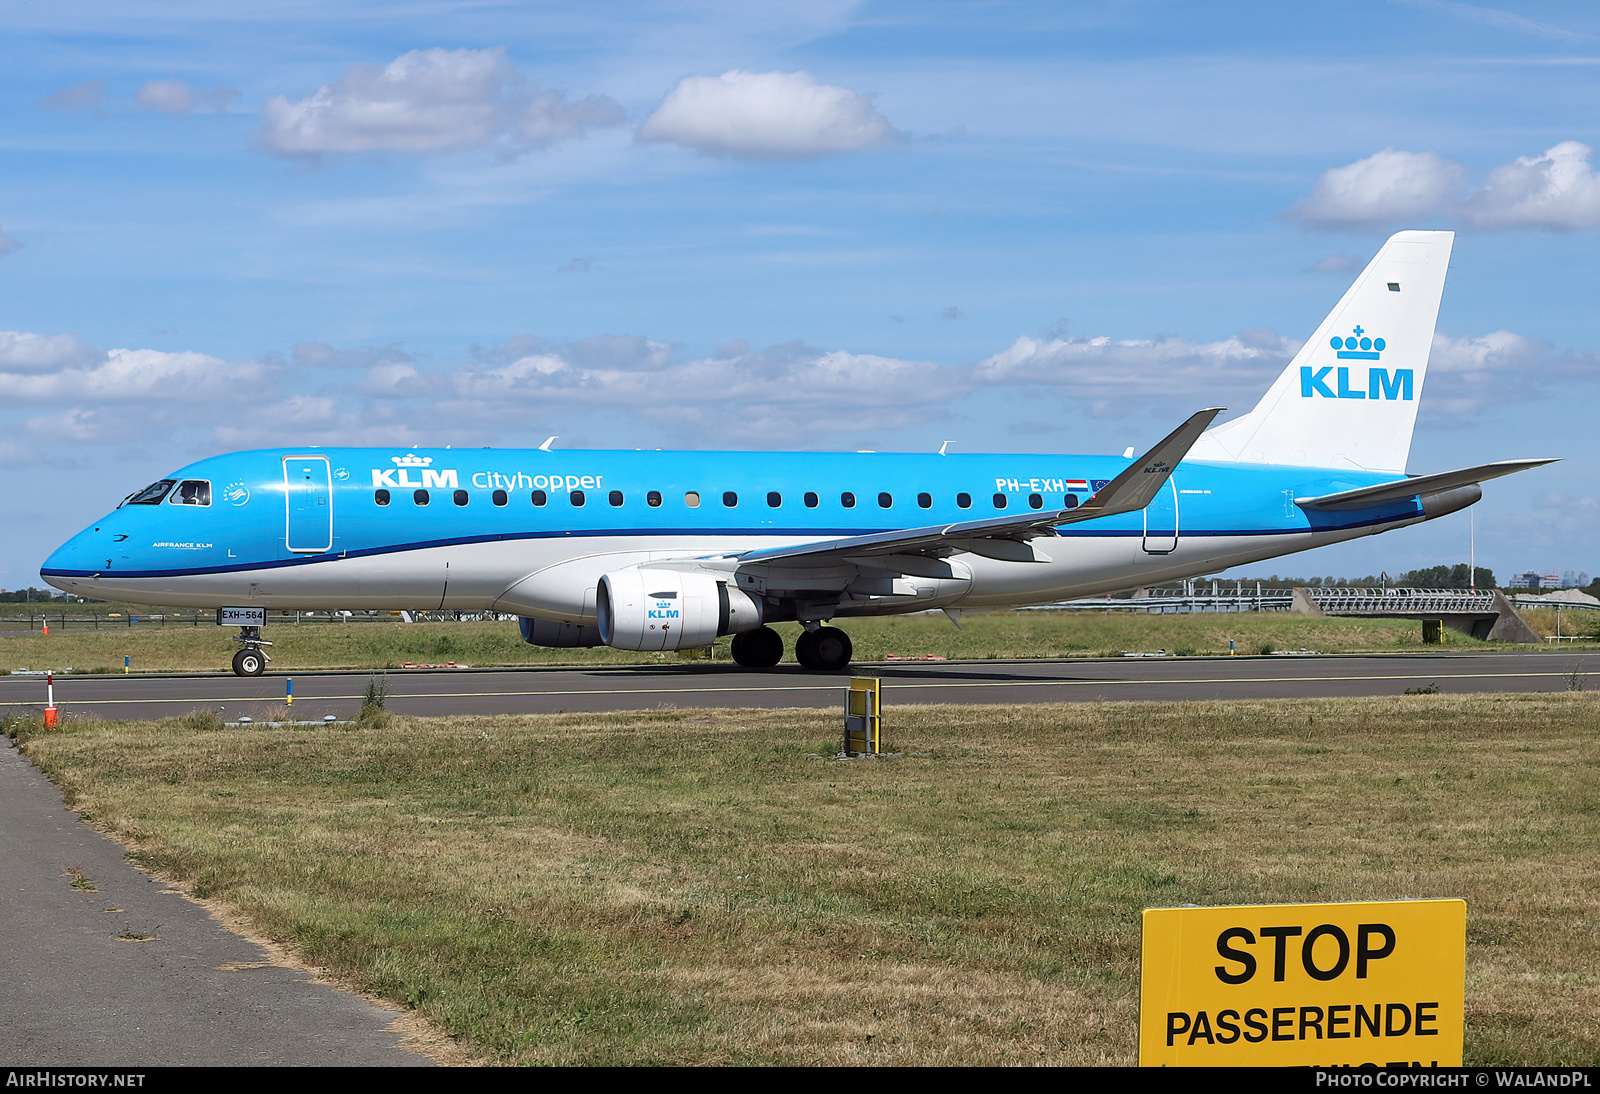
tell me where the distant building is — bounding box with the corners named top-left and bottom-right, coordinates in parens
top-left (1563, 570), bottom-right (1577, 588)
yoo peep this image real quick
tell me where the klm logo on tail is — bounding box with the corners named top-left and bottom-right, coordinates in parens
top-left (1301, 326), bottom-right (1413, 401)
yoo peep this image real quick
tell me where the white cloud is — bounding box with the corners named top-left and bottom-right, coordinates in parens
top-left (292, 341), bottom-right (414, 369)
top-left (360, 362), bottom-right (442, 399)
top-left (1387, 0), bottom-right (1590, 43)
top-left (1423, 329), bottom-right (1600, 416)
top-left (1428, 329), bottom-right (1544, 374)
top-left (136, 79), bottom-right (239, 115)
top-left (1287, 148), bottom-right (1463, 228)
top-left (39, 80), bottom-right (106, 111)
top-left (209, 397), bottom-right (423, 449)
top-left (0, 331), bottom-right (103, 373)
top-left (259, 47), bottom-right (623, 157)
top-left (448, 336), bottom-right (958, 441)
top-left (0, 345), bottom-right (274, 404)
top-left (975, 330), bottom-right (1297, 413)
top-left (1463, 141), bottom-right (1600, 231)
top-left (1305, 253), bottom-right (1364, 274)
top-left (638, 70), bottom-right (895, 159)
top-left (137, 80), bottom-right (195, 115)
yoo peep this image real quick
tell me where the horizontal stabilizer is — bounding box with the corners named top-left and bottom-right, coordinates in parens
top-left (1294, 458), bottom-right (1558, 511)
top-left (736, 407), bottom-right (1223, 566)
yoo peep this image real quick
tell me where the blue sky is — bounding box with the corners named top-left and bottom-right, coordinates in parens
top-left (3, 0), bottom-right (1598, 588)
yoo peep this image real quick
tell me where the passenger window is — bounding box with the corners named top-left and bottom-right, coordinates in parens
top-left (992, 493), bottom-right (1007, 509)
top-left (957, 493), bottom-right (972, 508)
top-left (917, 492), bottom-right (932, 509)
top-left (1063, 493), bottom-right (1080, 509)
top-left (841, 492), bottom-right (856, 508)
top-left (414, 489), bottom-right (430, 506)
top-left (172, 480), bottom-right (211, 506)
top-left (532, 489), bottom-right (547, 507)
top-left (492, 489), bottom-right (508, 506)
top-left (454, 489), bottom-right (469, 506)
top-left (609, 490), bottom-right (624, 507)
top-left (878, 492), bottom-right (892, 509)
top-left (374, 489), bottom-right (390, 506)
top-left (647, 491), bottom-right (662, 507)
top-left (1029, 493), bottom-right (1043, 510)
top-left (723, 491), bottom-right (738, 507)
top-left (804, 492), bottom-right (819, 508)
top-left (570, 490), bottom-right (585, 507)
top-left (685, 491), bottom-right (701, 508)
top-left (767, 491), bottom-right (782, 508)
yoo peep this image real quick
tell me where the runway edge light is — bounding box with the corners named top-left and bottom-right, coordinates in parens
top-left (1138, 898), bottom-right (1465, 1066)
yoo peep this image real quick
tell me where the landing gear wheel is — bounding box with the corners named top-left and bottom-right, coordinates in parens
top-left (795, 626), bottom-right (852, 672)
top-left (232, 648), bottom-right (266, 677)
top-left (731, 626), bottom-right (785, 668)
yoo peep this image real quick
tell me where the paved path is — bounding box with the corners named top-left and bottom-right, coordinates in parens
top-left (3, 651), bottom-right (1598, 723)
top-left (0, 737), bottom-right (433, 1067)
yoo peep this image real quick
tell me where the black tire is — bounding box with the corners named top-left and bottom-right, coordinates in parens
top-left (730, 626), bottom-right (784, 668)
top-left (794, 626), bottom-right (852, 672)
top-left (232, 647), bottom-right (266, 677)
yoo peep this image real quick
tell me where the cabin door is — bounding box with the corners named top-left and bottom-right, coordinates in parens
top-left (1141, 477), bottom-right (1179, 555)
top-left (284, 456), bottom-right (333, 553)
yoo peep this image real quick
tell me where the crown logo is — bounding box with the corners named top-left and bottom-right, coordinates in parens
top-left (1330, 325), bottom-right (1385, 360)
top-left (391, 454), bottom-right (433, 467)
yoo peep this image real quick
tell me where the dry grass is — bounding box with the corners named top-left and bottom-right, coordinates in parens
top-left (9, 694), bottom-right (1600, 1065)
top-left (0, 608), bottom-right (1555, 676)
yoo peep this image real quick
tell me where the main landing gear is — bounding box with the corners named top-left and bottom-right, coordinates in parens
top-left (231, 626), bottom-right (272, 677)
top-left (730, 626), bottom-right (784, 668)
top-left (796, 626), bottom-right (853, 672)
top-left (728, 623), bottom-right (854, 671)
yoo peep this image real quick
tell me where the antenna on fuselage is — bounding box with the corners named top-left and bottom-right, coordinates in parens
top-left (539, 436), bottom-right (558, 451)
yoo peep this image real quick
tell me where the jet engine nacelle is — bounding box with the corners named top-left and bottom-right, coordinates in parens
top-left (597, 569), bottom-right (764, 651)
top-left (518, 617), bottom-right (603, 648)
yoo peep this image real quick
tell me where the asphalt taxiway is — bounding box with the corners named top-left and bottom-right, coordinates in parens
top-left (0, 735), bottom-right (433, 1066)
top-left (2, 651), bottom-right (1596, 723)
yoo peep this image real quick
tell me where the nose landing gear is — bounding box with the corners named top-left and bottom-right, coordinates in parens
top-left (231, 626), bottom-right (271, 676)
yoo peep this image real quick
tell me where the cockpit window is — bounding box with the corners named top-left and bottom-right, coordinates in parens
top-left (171, 480), bottom-right (211, 506)
top-left (122, 479), bottom-right (176, 507)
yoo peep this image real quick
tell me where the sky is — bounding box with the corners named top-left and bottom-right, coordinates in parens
top-left (3, 0), bottom-right (1598, 589)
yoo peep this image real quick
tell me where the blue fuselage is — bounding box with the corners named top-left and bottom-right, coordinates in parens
top-left (41, 447), bottom-right (1443, 616)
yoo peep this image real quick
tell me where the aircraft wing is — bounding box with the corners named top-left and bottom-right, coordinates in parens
top-left (1294, 458), bottom-right (1558, 511)
top-left (735, 407), bottom-right (1224, 565)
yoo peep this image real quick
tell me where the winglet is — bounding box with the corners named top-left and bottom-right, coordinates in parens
top-left (1071, 407), bottom-right (1225, 520)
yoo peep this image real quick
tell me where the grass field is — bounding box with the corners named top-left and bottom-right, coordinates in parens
top-left (8, 693), bottom-right (1599, 1066)
top-left (2, 607), bottom-right (1586, 675)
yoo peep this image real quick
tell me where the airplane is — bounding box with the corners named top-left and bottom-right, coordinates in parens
top-left (41, 229), bottom-right (1555, 676)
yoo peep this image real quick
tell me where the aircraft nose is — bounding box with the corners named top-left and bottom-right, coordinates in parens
top-left (41, 525), bottom-right (108, 593)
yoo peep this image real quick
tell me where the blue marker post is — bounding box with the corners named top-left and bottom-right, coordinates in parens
top-left (286, 678), bottom-right (293, 709)
top-left (124, 655), bottom-right (130, 674)
top-left (1229, 640), bottom-right (1235, 657)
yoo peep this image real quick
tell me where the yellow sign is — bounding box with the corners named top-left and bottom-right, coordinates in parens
top-left (1139, 899), bottom-right (1465, 1067)
top-left (845, 677), bottom-right (881, 754)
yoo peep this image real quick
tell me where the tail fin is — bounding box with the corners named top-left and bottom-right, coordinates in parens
top-left (1190, 230), bottom-right (1453, 472)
